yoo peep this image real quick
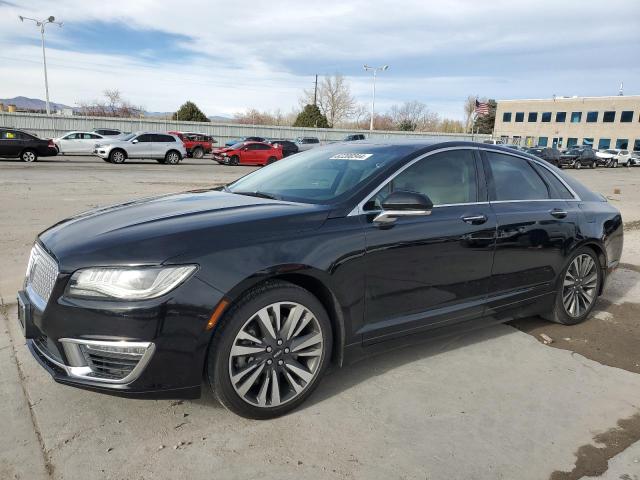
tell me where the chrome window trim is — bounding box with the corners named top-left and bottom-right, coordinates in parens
top-left (347, 146), bottom-right (479, 217)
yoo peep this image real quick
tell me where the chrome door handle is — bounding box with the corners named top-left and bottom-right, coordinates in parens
top-left (549, 209), bottom-right (568, 219)
top-left (461, 214), bottom-right (488, 225)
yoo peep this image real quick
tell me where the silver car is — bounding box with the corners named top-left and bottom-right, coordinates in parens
top-left (294, 136), bottom-right (321, 152)
top-left (94, 132), bottom-right (187, 164)
top-left (54, 131), bottom-right (105, 154)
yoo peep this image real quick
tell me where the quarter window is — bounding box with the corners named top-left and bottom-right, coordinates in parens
top-left (620, 111), bottom-right (633, 122)
top-left (532, 164), bottom-right (574, 200)
top-left (586, 111), bottom-right (598, 122)
top-left (603, 111), bottom-right (615, 122)
top-left (486, 152), bottom-right (549, 201)
top-left (502, 112), bottom-right (512, 122)
top-left (541, 112), bottom-right (552, 122)
top-left (528, 112), bottom-right (538, 122)
top-left (374, 150), bottom-right (478, 207)
top-left (515, 112), bottom-right (524, 122)
top-left (556, 112), bottom-right (566, 122)
top-left (571, 112), bottom-right (582, 123)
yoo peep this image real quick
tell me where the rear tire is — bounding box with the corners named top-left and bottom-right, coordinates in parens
top-left (192, 147), bottom-right (204, 159)
top-left (543, 247), bottom-right (602, 325)
top-left (165, 150), bottom-right (181, 165)
top-left (266, 156), bottom-right (277, 165)
top-left (574, 161), bottom-right (581, 169)
top-left (590, 161), bottom-right (596, 169)
top-left (21, 149), bottom-right (37, 162)
top-left (228, 155), bottom-right (239, 166)
top-left (206, 281), bottom-right (332, 419)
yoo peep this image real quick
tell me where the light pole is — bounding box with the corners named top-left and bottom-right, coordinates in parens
top-left (18, 15), bottom-right (63, 115)
top-left (363, 64), bottom-right (388, 131)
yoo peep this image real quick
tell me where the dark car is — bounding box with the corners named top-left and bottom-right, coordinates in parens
top-left (268, 139), bottom-right (299, 157)
top-left (526, 147), bottom-right (561, 166)
top-left (559, 147), bottom-right (597, 169)
top-left (17, 141), bottom-right (623, 419)
top-left (0, 128), bottom-right (58, 162)
top-left (93, 128), bottom-right (123, 137)
top-left (344, 134), bottom-right (366, 141)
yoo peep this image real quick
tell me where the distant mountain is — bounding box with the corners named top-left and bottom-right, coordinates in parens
top-left (0, 96), bottom-right (74, 112)
top-left (208, 115), bottom-right (233, 122)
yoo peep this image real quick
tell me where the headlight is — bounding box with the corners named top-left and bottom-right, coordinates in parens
top-left (222, 152), bottom-right (227, 156)
top-left (67, 265), bottom-right (197, 300)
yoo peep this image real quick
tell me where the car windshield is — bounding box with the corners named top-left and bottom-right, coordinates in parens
top-left (120, 133), bottom-right (135, 141)
top-left (230, 142), bottom-right (245, 149)
top-left (228, 144), bottom-right (415, 204)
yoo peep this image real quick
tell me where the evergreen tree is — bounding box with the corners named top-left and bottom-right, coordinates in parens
top-left (293, 104), bottom-right (330, 128)
top-left (172, 101), bottom-right (210, 122)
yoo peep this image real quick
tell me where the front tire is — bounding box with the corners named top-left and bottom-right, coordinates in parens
top-left (543, 247), bottom-right (602, 325)
top-left (109, 149), bottom-right (126, 164)
top-left (192, 147), bottom-right (204, 159)
top-left (21, 149), bottom-right (37, 162)
top-left (574, 161), bottom-right (581, 170)
top-left (207, 281), bottom-right (332, 419)
top-left (228, 155), bottom-right (239, 166)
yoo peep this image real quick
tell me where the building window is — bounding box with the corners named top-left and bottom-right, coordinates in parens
top-left (582, 138), bottom-right (594, 147)
top-left (598, 138), bottom-right (611, 149)
top-left (502, 112), bottom-right (512, 122)
top-left (634, 139), bottom-right (640, 151)
top-left (620, 111), bottom-right (633, 122)
top-left (556, 112), bottom-right (566, 122)
top-left (515, 112), bottom-right (524, 122)
top-left (527, 112), bottom-right (538, 122)
top-left (538, 136), bottom-right (548, 147)
top-left (512, 136), bottom-right (521, 145)
top-left (567, 137), bottom-right (578, 148)
top-left (552, 137), bottom-right (563, 147)
top-left (541, 112), bottom-right (552, 122)
top-left (500, 135), bottom-right (509, 143)
top-left (570, 112), bottom-right (582, 123)
top-left (586, 111), bottom-right (598, 122)
top-left (603, 111), bottom-right (615, 122)
top-left (616, 139), bottom-right (629, 149)
top-left (525, 136), bottom-right (535, 146)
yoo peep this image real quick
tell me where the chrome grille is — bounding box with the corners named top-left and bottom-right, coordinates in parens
top-left (79, 345), bottom-right (143, 380)
top-left (26, 243), bottom-right (59, 307)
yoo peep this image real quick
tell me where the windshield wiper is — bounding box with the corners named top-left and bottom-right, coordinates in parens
top-left (232, 190), bottom-right (280, 200)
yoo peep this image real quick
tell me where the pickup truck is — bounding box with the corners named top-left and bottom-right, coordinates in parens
top-left (168, 131), bottom-right (215, 158)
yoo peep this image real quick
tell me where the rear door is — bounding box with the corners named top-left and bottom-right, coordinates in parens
top-left (482, 149), bottom-right (581, 317)
top-left (0, 129), bottom-right (24, 157)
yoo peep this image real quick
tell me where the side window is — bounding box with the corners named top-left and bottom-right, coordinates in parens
top-left (2, 130), bottom-right (17, 139)
top-left (368, 150), bottom-right (478, 209)
top-left (136, 134), bottom-right (152, 142)
top-left (532, 163), bottom-right (574, 199)
top-left (486, 152), bottom-right (549, 201)
top-left (246, 144), bottom-right (259, 150)
top-left (157, 134), bottom-right (175, 142)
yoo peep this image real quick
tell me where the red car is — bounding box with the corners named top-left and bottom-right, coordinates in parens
top-left (211, 141), bottom-right (283, 166)
top-left (168, 131), bottom-right (215, 158)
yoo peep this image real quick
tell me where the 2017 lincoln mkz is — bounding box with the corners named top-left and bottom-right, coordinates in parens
top-left (17, 141), bottom-right (623, 418)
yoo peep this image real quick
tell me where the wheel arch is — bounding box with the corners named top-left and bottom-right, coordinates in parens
top-left (570, 240), bottom-right (608, 295)
top-left (215, 267), bottom-right (347, 368)
top-left (109, 147), bottom-right (127, 159)
top-left (166, 149), bottom-right (182, 159)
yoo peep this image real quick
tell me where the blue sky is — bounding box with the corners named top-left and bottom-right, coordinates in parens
top-left (1, 0), bottom-right (639, 120)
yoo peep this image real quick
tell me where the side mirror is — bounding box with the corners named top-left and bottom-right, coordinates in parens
top-left (132, 139), bottom-right (139, 144)
top-left (374, 191), bottom-right (433, 225)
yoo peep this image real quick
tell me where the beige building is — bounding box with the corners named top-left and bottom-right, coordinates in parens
top-left (494, 95), bottom-right (640, 151)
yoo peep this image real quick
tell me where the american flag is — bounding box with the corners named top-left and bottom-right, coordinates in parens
top-left (474, 99), bottom-right (490, 116)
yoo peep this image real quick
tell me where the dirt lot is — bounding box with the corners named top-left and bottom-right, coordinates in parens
top-left (1, 155), bottom-right (639, 480)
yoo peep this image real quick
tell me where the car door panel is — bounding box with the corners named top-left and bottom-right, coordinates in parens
top-left (359, 148), bottom-right (497, 345)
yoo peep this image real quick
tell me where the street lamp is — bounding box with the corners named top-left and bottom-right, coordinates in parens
top-left (18, 15), bottom-right (63, 115)
top-left (363, 64), bottom-right (389, 131)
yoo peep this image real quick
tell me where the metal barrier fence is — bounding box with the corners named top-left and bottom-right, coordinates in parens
top-left (0, 111), bottom-right (491, 144)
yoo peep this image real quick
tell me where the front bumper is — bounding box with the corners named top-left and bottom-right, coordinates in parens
top-left (94, 149), bottom-right (109, 158)
top-left (18, 272), bottom-right (222, 399)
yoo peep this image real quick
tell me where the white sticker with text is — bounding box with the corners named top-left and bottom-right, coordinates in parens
top-left (329, 153), bottom-right (373, 160)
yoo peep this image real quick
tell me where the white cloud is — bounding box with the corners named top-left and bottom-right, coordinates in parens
top-left (1, 0), bottom-right (638, 120)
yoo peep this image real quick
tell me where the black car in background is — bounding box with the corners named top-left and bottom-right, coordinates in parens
top-left (268, 139), bottom-right (299, 157)
top-left (559, 147), bottom-right (597, 169)
top-left (0, 128), bottom-right (58, 162)
top-left (526, 147), bottom-right (561, 166)
top-left (344, 134), bottom-right (366, 141)
top-left (17, 141), bottom-right (623, 419)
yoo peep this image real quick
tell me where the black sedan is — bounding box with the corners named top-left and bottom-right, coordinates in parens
top-left (268, 139), bottom-right (299, 157)
top-left (17, 141), bottom-right (623, 418)
top-left (0, 127), bottom-right (58, 162)
top-left (526, 147), bottom-right (561, 166)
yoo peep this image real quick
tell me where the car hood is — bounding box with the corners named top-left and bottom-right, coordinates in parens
top-left (95, 139), bottom-right (131, 147)
top-left (39, 190), bottom-right (331, 272)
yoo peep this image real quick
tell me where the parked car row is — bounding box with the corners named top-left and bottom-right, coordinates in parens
top-left (503, 143), bottom-right (640, 169)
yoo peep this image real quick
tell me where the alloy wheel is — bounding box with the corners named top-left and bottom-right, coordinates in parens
top-left (167, 152), bottom-right (179, 164)
top-left (228, 302), bottom-right (324, 408)
top-left (22, 151), bottom-right (36, 162)
top-left (112, 151), bottom-right (125, 163)
top-left (562, 254), bottom-right (598, 318)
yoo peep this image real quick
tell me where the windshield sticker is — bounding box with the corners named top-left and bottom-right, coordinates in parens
top-left (329, 153), bottom-right (373, 160)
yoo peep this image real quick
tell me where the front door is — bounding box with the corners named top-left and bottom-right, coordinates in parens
top-left (128, 134), bottom-right (154, 159)
top-left (360, 148), bottom-right (497, 344)
top-left (240, 144), bottom-right (260, 164)
top-left (481, 150), bottom-right (581, 317)
top-left (0, 129), bottom-right (23, 157)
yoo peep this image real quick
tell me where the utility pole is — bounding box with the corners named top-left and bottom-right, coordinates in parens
top-left (313, 74), bottom-right (318, 106)
top-left (19, 15), bottom-right (63, 115)
top-left (363, 64), bottom-right (389, 131)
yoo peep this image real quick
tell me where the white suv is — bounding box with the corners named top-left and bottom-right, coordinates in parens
top-left (94, 132), bottom-right (187, 164)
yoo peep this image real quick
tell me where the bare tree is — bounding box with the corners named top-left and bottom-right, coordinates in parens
top-left (389, 100), bottom-right (440, 131)
top-left (233, 108), bottom-right (298, 126)
top-left (77, 89), bottom-right (143, 118)
top-left (301, 74), bottom-right (357, 127)
top-left (464, 95), bottom-right (478, 133)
